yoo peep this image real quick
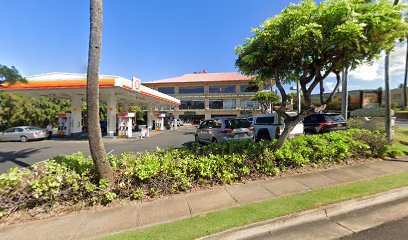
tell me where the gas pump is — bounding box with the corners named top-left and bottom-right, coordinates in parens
top-left (155, 113), bottom-right (166, 131)
top-left (117, 112), bottom-right (135, 138)
top-left (56, 113), bottom-right (71, 136)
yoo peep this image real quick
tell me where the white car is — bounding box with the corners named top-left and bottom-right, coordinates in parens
top-left (252, 112), bottom-right (304, 141)
top-left (176, 119), bottom-right (184, 127)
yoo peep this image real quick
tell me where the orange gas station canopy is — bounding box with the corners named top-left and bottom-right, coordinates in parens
top-left (0, 72), bottom-right (180, 106)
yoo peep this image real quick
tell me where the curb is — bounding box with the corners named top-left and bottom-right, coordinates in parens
top-left (201, 186), bottom-right (408, 240)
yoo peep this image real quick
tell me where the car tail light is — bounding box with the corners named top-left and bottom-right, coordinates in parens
top-left (320, 122), bottom-right (334, 127)
top-left (276, 127), bottom-right (281, 135)
top-left (34, 131), bottom-right (40, 136)
top-left (248, 127), bottom-right (254, 131)
top-left (220, 128), bottom-right (234, 134)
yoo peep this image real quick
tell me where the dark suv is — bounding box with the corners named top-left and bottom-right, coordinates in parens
top-left (303, 113), bottom-right (347, 134)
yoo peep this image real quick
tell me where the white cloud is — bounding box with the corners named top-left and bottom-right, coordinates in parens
top-left (348, 41), bottom-right (407, 82)
top-left (325, 81), bottom-right (336, 92)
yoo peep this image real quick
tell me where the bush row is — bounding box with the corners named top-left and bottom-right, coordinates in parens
top-left (0, 129), bottom-right (399, 218)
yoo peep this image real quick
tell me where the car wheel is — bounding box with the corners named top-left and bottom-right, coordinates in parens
top-left (212, 138), bottom-right (218, 143)
top-left (20, 136), bottom-right (28, 143)
top-left (259, 131), bottom-right (271, 141)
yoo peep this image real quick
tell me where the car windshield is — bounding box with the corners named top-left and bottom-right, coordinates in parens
top-left (225, 119), bottom-right (251, 129)
top-left (325, 114), bottom-right (344, 122)
top-left (25, 127), bottom-right (41, 131)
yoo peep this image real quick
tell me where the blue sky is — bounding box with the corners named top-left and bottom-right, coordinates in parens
top-left (0, 0), bottom-right (406, 92)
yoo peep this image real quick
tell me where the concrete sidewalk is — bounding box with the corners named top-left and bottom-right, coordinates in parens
top-left (1, 159), bottom-right (408, 240)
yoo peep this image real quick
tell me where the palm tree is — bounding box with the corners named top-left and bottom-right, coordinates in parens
top-left (403, 38), bottom-right (408, 109)
top-left (385, 0), bottom-right (400, 143)
top-left (86, 0), bottom-right (114, 182)
top-left (0, 65), bottom-right (27, 86)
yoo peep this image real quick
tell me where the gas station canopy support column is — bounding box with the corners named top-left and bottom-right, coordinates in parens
top-left (71, 95), bottom-right (83, 136)
top-left (107, 93), bottom-right (117, 137)
top-left (0, 72), bottom-right (180, 137)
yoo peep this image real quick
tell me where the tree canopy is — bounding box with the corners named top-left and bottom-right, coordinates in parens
top-left (0, 65), bottom-right (27, 86)
top-left (236, 0), bottom-right (408, 148)
top-left (0, 92), bottom-right (71, 131)
top-left (251, 91), bottom-right (281, 113)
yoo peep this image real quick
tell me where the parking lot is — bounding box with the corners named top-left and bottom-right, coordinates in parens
top-left (0, 127), bottom-right (196, 173)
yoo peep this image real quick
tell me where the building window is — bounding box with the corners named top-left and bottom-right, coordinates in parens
top-left (209, 99), bottom-right (236, 110)
top-left (158, 87), bottom-right (174, 94)
top-left (180, 100), bottom-right (205, 109)
top-left (209, 85), bottom-right (236, 93)
top-left (179, 86), bottom-right (204, 94)
top-left (241, 100), bottom-right (259, 109)
top-left (240, 84), bottom-right (259, 92)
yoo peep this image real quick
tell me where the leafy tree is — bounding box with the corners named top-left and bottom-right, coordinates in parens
top-left (128, 105), bottom-right (146, 121)
top-left (236, 0), bottom-right (407, 149)
top-left (0, 65), bottom-right (27, 86)
top-left (252, 91), bottom-right (281, 113)
top-left (86, 0), bottom-right (114, 182)
top-left (0, 92), bottom-right (71, 131)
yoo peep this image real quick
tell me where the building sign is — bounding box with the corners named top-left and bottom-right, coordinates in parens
top-left (132, 77), bottom-right (141, 92)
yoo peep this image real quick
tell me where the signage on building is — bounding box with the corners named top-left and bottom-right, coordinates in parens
top-left (132, 77), bottom-right (141, 92)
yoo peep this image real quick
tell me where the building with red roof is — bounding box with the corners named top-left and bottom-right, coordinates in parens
top-left (144, 71), bottom-right (263, 123)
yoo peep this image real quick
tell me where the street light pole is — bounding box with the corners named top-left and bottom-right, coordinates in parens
top-left (297, 81), bottom-right (301, 114)
top-left (341, 68), bottom-right (348, 119)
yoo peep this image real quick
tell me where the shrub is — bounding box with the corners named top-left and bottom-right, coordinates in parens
top-left (0, 129), bottom-right (396, 218)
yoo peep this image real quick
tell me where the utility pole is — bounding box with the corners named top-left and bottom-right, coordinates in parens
top-left (385, 51), bottom-right (392, 143)
top-left (341, 68), bottom-right (348, 119)
top-left (297, 81), bottom-right (301, 114)
top-left (384, 0), bottom-right (399, 143)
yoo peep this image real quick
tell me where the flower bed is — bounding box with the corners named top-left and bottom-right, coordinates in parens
top-left (0, 129), bottom-right (400, 218)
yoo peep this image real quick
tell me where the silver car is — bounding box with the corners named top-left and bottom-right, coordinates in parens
top-left (0, 126), bottom-right (48, 142)
top-left (195, 118), bottom-right (253, 143)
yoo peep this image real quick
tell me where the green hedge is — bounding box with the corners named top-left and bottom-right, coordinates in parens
top-left (0, 129), bottom-right (399, 218)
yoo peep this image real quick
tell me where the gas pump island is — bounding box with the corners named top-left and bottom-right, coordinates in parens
top-left (1, 73), bottom-right (180, 137)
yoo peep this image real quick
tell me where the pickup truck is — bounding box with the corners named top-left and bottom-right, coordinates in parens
top-left (252, 112), bottom-right (304, 141)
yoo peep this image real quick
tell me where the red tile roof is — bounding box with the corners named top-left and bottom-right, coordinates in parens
top-left (145, 72), bottom-right (254, 84)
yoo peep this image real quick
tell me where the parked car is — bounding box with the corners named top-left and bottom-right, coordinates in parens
top-left (176, 119), bottom-right (184, 127)
top-left (252, 112), bottom-right (304, 142)
top-left (0, 126), bottom-right (48, 142)
top-left (303, 113), bottom-right (347, 134)
top-left (195, 117), bottom-right (253, 144)
top-left (247, 116), bottom-right (254, 126)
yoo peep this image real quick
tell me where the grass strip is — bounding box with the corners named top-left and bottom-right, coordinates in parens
top-left (101, 171), bottom-right (408, 240)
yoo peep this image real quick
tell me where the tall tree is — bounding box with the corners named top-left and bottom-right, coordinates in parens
top-left (385, 0), bottom-right (400, 143)
top-left (87, 0), bottom-right (114, 182)
top-left (404, 38), bottom-right (408, 108)
top-left (251, 91), bottom-right (281, 113)
top-left (0, 65), bottom-right (27, 86)
top-left (236, 0), bottom-right (407, 149)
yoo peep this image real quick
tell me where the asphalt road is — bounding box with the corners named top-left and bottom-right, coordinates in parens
top-left (395, 120), bottom-right (408, 128)
top-left (0, 127), bottom-right (196, 173)
top-left (341, 216), bottom-right (408, 240)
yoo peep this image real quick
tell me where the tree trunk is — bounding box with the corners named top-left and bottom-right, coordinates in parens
top-left (87, 0), bottom-right (114, 182)
top-left (385, 50), bottom-right (392, 143)
top-left (384, 0), bottom-right (399, 143)
top-left (404, 37), bottom-right (408, 109)
top-left (275, 119), bottom-right (298, 150)
top-left (341, 68), bottom-right (348, 119)
top-left (319, 81), bottom-right (324, 104)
